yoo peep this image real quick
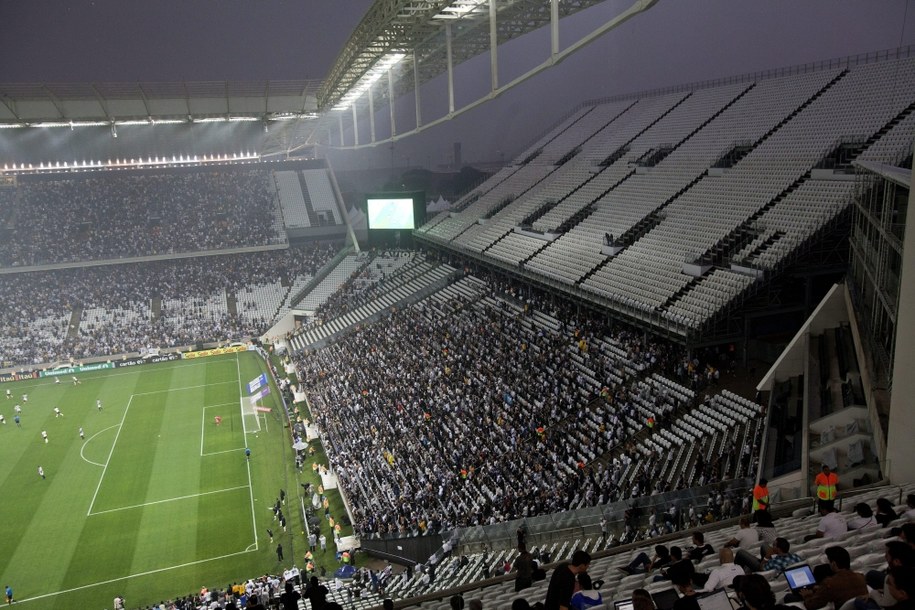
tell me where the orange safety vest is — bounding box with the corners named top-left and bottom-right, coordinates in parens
top-left (815, 471), bottom-right (838, 500)
top-left (752, 484), bottom-right (769, 512)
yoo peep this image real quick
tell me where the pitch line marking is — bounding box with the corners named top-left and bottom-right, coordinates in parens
top-left (86, 395), bottom-right (132, 516)
top-left (237, 354), bottom-right (259, 553)
top-left (88, 485), bottom-right (251, 516)
top-left (132, 379), bottom-right (237, 396)
top-left (78, 424), bottom-right (122, 468)
top-left (12, 548), bottom-right (256, 605)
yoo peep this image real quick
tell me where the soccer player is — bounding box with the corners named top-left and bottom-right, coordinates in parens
top-left (245, 447), bottom-right (251, 460)
top-left (97, 399), bottom-right (102, 412)
top-left (13, 405), bottom-right (21, 415)
top-left (55, 377), bottom-right (60, 384)
top-left (0, 415), bottom-right (5, 425)
top-left (5, 584), bottom-right (12, 604)
top-left (5, 389), bottom-right (10, 399)
top-left (79, 427), bottom-right (85, 439)
top-left (54, 407), bottom-right (63, 418)
top-left (72, 376), bottom-right (80, 385)
top-left (38, 466), bottom-right (45, 479)
top-left (14, 415), bottom-right (20, 428)
top-left (21, 393), bottom-right (27, 402)
top-left (214, 415), bottom-right (222, 426)
top-left (41, 430), bottom-right (48, 444)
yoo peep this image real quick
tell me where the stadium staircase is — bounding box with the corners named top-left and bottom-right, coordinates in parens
top-left (287, 246), bottom-right (355, 309)
top-left (701, 171), bottom-right (811, 268)
top-left (226, 292), bottom-right (238, 316)
top-left (66, 308), bottom-right (81, 339)
top-left (575, 84), bottom-right (755, 255)
top-left (295, 171), bottom-right (321, 227)
top-left (751, 69), bottom-right (848, 150)
top-left (150, 297), bottom-right (162, 323)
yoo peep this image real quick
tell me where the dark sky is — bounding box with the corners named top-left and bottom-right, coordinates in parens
top-left (2, 0), bottom-right (915, 170)
top-left (0, 0), bottom-right (376, 82)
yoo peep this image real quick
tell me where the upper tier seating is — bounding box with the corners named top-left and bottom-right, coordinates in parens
top-left (417, 57), bottom-right (915, 336)
top-left (0, 167), bottom-right (285, 267)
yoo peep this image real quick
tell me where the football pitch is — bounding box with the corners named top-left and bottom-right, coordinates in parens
top-left (0, 352), bottom-right (296, 608)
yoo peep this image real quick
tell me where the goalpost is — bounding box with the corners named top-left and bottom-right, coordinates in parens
top-left (240, 394), bottom-right (262, 435)
top-left (241, 371), bottom-right (270, 435)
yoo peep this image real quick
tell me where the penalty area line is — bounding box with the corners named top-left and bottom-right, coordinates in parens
top-left (13, 548), bottom-right (256, 605)
top-left (88, 485), bottom-right (250, 516)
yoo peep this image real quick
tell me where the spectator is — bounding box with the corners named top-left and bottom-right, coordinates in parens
top-left (735, 537), bottom-right (802, 575)
top-left (688, 531), bottom-right (715, 562)
top-left (514, 545), bottom-right (536, 592)
top-left (725, 517), bottom-right (760, 550)
top-left (544, 550), bottom-right (591, 610)
top-left (620, 546), bottom-right (672, 575)
top-left (885, 566), bottom-right (915, 610)
top-left (875, 498), bottom-right (899, 528)
top-left (905, 496), bottom-right (915, 522)
top-left (735, 573), bottom-right (797, 610)
top-left (670, 570), bottom-right (700, 610)
top-left (632, 589), bottom-right (656, 610)
top-left (805, 501), bottom-right (848, 541)
top-left (570, 573), bottom-right (603, 610)
top-left (753, 510), bottom-right (779, 555)
top-left (848, 503), bottom-right (878, 531)
top-left (698, 548), bottom-right (745, 593)
top-left (866, 540), bottom-right (915, 605)
top-left (794, 547), bottom-right (866, 609)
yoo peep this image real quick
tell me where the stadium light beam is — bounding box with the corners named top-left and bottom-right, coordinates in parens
top-left (333, 52), bottom-right (406, 111)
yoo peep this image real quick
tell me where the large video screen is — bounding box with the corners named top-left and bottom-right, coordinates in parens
top-left (367, 197), bottom-right (415, 230)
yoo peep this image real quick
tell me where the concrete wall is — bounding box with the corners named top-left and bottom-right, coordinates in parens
top-left (886, 152), bottom-right (915, 485)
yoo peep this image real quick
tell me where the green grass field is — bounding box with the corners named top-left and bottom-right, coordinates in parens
top-left (0, 352), bottom-right (303, 608)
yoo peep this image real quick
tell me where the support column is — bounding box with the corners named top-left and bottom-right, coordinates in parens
top-left (338, 114), bottom-right (344, 147)
top-left (489, 0), bottom-right (498, 92)
top-left (413, 52), bottom-right (422, 129)
top-left (446, 23), bottom-right (455, 114)
top-left (388, 70), bottom-right (396, 138)
top-left (352, 105), bottom-right (359, 147)
top-left (551, 0), bottom-right (560, 56)
top-left (368, 83), bottom-right (376, 143)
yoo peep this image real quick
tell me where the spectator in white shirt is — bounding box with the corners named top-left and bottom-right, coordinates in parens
top-left (698, 548), bottom-right (745, 593)
top-left (805, 501), bottom-right (848, 541)
top-left (725, 517), bottom-right (760, 549)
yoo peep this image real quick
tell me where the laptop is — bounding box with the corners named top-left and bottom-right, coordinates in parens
top-left (614, 599), bottom-right (635, 610)
top-left (697, 590), bottom-right (735, 610)
top-left (783, 564), bottom-right (817, 594)
top-left (651, 588), bottom-right (681, 610)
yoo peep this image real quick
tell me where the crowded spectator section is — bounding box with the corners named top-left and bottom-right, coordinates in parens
top-left (0, 166), bottom-right (285, 267)
top-left (0, 244), bottom-right (336, 367)
top-left (292, 269), bottom-right (763, 540)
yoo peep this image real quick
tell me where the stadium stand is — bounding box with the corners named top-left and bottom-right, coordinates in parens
top-left (293, 269), bottom-right (758, 543)
top-left (1, 44), bottom-right (914, 610)
top-left (0, 167), bottom-right (286, 267)
top-left (0, 245), bottom-right (335, 367)
top-left (416, 57), bottom-right (915, 337)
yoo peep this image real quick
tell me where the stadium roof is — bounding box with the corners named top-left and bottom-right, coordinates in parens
top-left (0, 0), bottom-right (657, 154)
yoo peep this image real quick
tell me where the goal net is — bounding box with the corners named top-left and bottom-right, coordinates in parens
top-left (241, 395), bottom-right (262, 435)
